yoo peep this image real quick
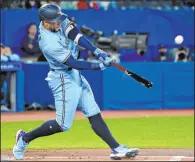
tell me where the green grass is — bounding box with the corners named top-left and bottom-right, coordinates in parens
top-left (1, 116), bottom-right (194, 150)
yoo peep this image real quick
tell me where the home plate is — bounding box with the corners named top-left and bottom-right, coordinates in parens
top-left (1, 156), bottom-right (15, 161)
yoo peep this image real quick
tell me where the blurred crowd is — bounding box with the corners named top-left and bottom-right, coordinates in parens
top-left (2, 0), bottom-right (195, 9)
top-left (0, 16), bottom-right (194, 64)
top-left (1, 43), bottom-right (21, 112)
top-left (1, 43), bottom-right (20, 62)
top-left (152, 45), bottom-right (194, 62)
top-left (1, 0), bottom-right (194, 63)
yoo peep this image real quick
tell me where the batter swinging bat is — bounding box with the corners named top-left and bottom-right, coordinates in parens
top-left (111, 62), bottom-right (153, 88)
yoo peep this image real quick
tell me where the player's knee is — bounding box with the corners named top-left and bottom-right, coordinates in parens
top-left (59, 123), bottom-right (72, 132)
top-left (56, 116), bottom-right (73, 132)
top-left (63, 125), bottom-right (72, 131)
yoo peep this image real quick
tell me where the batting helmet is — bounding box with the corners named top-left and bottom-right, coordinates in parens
top-left (38, 4), bottom-right (67, 23)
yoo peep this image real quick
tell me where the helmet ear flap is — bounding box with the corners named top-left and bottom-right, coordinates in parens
top-left (42, 21), bottom-right (50, 30)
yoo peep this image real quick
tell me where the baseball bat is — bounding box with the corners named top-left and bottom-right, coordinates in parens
top-left (111, 62), bottom-right (153, 88)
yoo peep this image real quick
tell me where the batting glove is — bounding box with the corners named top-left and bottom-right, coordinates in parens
top-left (99, 57), bottom-right (114, 70)
top-left (94, 48), bottom-right (107, 59)
top-left (103, 56), bottom-right (114, 66)
top-left (99, 62), bottom-right (106, 70)
top-left (94, 48), bottom-right (114, 66)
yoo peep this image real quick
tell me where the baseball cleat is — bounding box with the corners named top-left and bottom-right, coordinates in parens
top-left (13, 129), bottom-right (28, 160)
top-left (110, 145), bottom-right (139, 160)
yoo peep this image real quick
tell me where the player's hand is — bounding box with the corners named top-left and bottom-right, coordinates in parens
top-left (99, 62), bottom-right (106, 70)
top-left (99, 57), bottom-right (114, 70)
top-left (94, 48), bottom-right (107, 60)
top-left (94, 48), bottom-right (114, 66)
top-left (94, 48), bottom-right (107, 55)
top-left (102, 56), bottom-right (114, 66)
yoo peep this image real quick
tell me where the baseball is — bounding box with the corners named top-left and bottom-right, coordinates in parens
top-left (174, 35), bottom-right (184, 44)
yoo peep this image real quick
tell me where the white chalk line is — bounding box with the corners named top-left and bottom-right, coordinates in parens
top-left (169, 156), bottom-right (185, 161)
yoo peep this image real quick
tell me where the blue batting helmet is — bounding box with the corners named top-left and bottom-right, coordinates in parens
top-left (38, 4), bottom-right (67, 22)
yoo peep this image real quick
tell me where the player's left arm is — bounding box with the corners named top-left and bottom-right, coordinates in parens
top-left (63, 21), bottom-right (112, 66)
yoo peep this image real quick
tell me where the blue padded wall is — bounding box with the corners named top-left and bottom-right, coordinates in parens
top-left (23, 62), bottom-right (194, 110)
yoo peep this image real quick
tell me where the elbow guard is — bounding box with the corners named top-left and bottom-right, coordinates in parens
top-left (65, 23), bottom-right (83, 45)
top-left (64, 23), bottom-right (96, 52)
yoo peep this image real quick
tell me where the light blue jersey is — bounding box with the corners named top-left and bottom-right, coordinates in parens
top-left (38, 20), bottom-right (100, 131)
top-left (38, 19), bottom-right (79, 71)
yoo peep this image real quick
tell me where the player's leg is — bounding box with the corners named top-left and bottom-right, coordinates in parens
top-left (78, 76), bottom-right (119, 148)
top-left (54, 75), bottom-right (82, 132)
top-left (78, 76), bottom-right (139, 160)
top-left (13, 73), bottom-right (82, 160)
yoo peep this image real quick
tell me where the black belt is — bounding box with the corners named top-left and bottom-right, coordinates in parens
top-left (50, 67), bottom-right (72, 72)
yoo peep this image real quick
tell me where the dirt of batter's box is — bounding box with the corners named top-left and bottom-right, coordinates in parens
top-left (23, 149), bottom-right (195, 156)
top-left (1, 149), bottom-right (194, 161)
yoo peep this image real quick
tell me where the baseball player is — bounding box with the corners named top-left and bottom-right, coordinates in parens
top-left (13, 4), bottom-right (139, 160)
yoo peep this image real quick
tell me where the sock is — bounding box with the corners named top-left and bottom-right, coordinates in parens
top-left (88, 113), bottom-right (120, 149)
top-left (22, 120), bottom-right (62, 143)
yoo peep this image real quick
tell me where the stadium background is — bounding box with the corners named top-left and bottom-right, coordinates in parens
top-left (1, 0), bottom-right (194, 161)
